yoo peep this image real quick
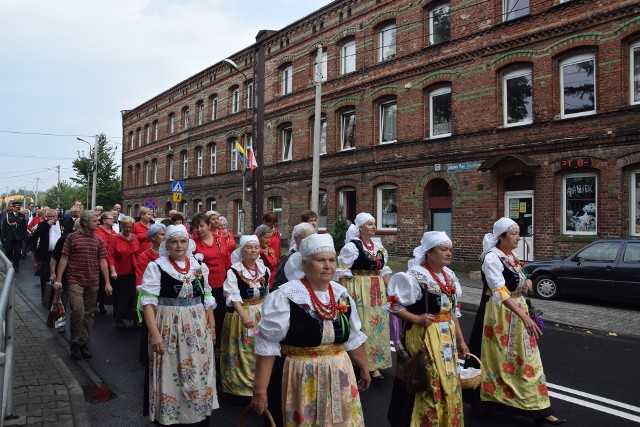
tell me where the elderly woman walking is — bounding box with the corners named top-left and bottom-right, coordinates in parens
top-left (251, 233), bottom-right (370, 426)
top-left (336, 212), bottom-right (392, 382)
top-left (108, 216), bottom-right (139, 329)
top-left (138, 224), bottom-right (218, 425)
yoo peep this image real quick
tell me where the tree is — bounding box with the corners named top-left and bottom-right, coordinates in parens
top-left (72, 133), bottom-right (121, 208)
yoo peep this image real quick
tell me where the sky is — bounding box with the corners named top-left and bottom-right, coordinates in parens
top-left (0, 0), bottom-right (332, 201)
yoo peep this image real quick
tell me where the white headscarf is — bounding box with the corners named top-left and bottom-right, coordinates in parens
top-left (289, 222), bottom-right (316, 251)
top-left (408, 231), bottom-right (452, 269)
top-left (159, 224), bottom-right (196, 258)
top-left (480, 217), bottom-right (519, 260)
top-left (344, 212), bottom-right (375, 245)
top-left (231, 235), bottom-right (260, 263)
top-left (286, 234), bottom-right (336, 281)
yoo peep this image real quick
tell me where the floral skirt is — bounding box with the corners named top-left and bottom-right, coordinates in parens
top-left (220, 301), bottom-right (263, 396)
top-left (480, 295), bottom-right (551, 410)
top-left (345, 274), bottom-right (392, 371)
top-left (148, 301), bottom-right (218, 425)
top-left (405, 321), bottom-right (464, 427)
top-left (282, 351), bottom-right (364, 426)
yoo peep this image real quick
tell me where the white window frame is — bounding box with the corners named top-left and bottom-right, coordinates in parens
top-left (195, 200), bottom-right (203, 213)
top-left (379, 100), bottom-right (397, 144)
top-left (153, 121), bottom-right (158, 141)
top-left (144, 162), bottom-right (150, 185)
top-left (378, 24), bottom-right (396, 62)
top-left (129, 132), bottom-right (134, 150)
top-left (137, 128), bottom-right (142, 147)
top-left (560, 53), bottom-right (596, 119)
top-left (231, 88), bottom-right (240, 113)
top-left (377, 185), bottom-right (398, 231)
top-left (197, 102), bottom-right (204, 125)
top-left (209, 145), bottom-right (217, 174)
top-left (281, 127), bottom-right (293, 161)
top-left (318, 190), bottom-right (328, 230)
top-left (270, 197), bottom-right (283, 227)
top-left (631, 170), bottom-right (640, 236)
top-left (562, 173), bottom-right (598, 235)
top-left (196, 148), bottom-right (203, 176)
top-left (168, 156), bottom-right (174, 181)
top-left (230, 140), bottom-right (238, 171)
top-left (182, 108), bottom-right (190, 129)
top-left (430, 4), bottom-right (450, 45)
top-left (247, 81), bottom-right (254, 109)
top-left (209, 199), bottom-right (217, 212)
top-left (340, 110), bottom-right (356, 150)
top-left (146, 125), bottom-right (151, 145)
top-left (430, 86), bottom-right (452, 138)
top-left (341, 40), bottom-right (356, 74)
top-left (211, 96), bottom-right (218, 120)
top-left (630, 42), bottom-right (640, 105)
top-left (313, 118), bottom-right (327, 155)
top-left (282, 65), bottom-right (293, 95)
top-left (503, 68), bottom-right (533, 127)
top-left (503, 0), bottom-right (529, 21)
top-left (181, 202), bottom-right (188, 216)
top-left (169, 114), bottom-right (175, 133)
top-left (182, 152), bottom-right (188, 179)
top-left (152, 159), bottom-right (158, 184)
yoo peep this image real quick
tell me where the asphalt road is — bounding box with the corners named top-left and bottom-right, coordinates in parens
top-left (13, 252), bottom-right (640, 426)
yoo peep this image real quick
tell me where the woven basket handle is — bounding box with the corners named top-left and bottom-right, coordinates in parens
top-left (465, 352), bottom-right (483, 370)
top-left (238, 405), bottom-right (276, 427)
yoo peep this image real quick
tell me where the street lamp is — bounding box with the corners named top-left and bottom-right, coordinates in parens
top-left (223, 58), bottom-right (255, 232)
top-left (77, 136), bottom-right (98, 210)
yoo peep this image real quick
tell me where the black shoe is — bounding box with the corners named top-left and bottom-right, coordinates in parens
top-left (79, 345), bottom-right (92, 359)
top-left (535, 417), bottom-right (567, 426)
top-left (70, 344), bottom-right (82, 360)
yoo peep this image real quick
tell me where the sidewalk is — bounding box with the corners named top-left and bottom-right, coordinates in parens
top-left (1, 271), bottom-right (89, 427)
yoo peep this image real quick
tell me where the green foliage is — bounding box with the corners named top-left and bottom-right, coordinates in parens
top-left (330, 212), bottom-right (350, 254)
top-left (39, 181), bottom-right (85, 209)
top-left (71, 133), bottom-right (121, 208)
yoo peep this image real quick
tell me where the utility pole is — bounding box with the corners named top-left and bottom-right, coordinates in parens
top-left (91, 135), bottom-right (98, 210)
top-left (35, 177), bottom-right (39, 206)
top-left (56, 165), bottom-right (60, 209)
top-left (311, 44), bottom-right (323, 213)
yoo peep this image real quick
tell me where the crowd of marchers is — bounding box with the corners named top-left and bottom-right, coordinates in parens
top-left (1, 201), bottom-right (568, 426)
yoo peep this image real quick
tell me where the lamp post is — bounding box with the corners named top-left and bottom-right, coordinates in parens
top-left (77, 136), bottom-right (98, 210)
top-left (223, 58), bottom-right (254, 233)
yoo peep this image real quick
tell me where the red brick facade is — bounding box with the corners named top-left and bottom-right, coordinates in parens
top-left (122, 0), bottom-right (640, 262)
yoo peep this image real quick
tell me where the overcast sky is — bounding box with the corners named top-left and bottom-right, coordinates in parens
top-left (0, 0), bottom-right (331, 201)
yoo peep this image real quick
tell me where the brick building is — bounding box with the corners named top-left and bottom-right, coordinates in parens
top-left (121, 0), bottom-right (640, 262)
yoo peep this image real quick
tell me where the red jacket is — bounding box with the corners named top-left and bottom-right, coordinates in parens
top-left (135, 248), bottom-right (159, 286)
top-left (193, 235), bottom-right (231, 288)
top-left (268, 228), bottom-right (281, 262)
top-left (108, 233), bottom-right (139, 276)
top-left (132, 221), bottom-right (152, 254)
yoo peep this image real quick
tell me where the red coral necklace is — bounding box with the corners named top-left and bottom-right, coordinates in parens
top-left (497, 247), bottom-right (519, 267)
top-left (423, 263), bottom-right (454, 297)
top-left (361, 239), bottom-right (375, 252)
top-left (169, 257), bottom-right (190, 275)
top-left (242, 261), bottom-right (260, 281)
top-left (302, 278), bottom-right (337, 320)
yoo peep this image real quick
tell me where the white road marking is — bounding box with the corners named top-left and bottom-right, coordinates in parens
top-left (548, 382), bottom-right (640, 414)
top-left (549, 391), bottom-right (640, 423)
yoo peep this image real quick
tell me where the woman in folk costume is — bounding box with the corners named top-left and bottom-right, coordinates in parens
top-left (336, 212), bottom-right (392, 381)
top-left (138, 224), bottom-right (218, 426)
top-left (220, 235), bottom-right (270, 397)
top-left (387, 231), bottom-right (468, 427)
top-left (466, 217), bottom-right (566, 426)
top-left (251, 233), bottom-right (370, 427)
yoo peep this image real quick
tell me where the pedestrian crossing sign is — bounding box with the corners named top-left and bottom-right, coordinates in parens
top-left (171, 180), bottom-right (184, 193)
top-left (172, 193), bottom-right (182, 202)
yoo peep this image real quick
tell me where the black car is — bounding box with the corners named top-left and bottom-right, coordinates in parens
top-left (525, 239), bottom-right (640, 301)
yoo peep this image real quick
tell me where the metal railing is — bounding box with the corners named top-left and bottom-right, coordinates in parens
top-left (0, 249), bottom-right (15, 427)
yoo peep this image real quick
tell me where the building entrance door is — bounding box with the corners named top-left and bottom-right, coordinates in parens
top-left (504, 191), bottom-right (534, 261)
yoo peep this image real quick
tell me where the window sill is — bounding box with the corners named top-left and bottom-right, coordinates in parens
top-left (557, 111), bottom-right (596, 121)
top-left (496, 121), bottom-right (534, 131)
top-left (425, 134), bottom-right (452, 141)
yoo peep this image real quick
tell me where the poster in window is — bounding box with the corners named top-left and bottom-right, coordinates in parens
top-left (635, 173), bottom-right (640, 234)
top-left (565, 175), bottom-right (596, 232)
top-left (381, 188), bottom-right (397, 228)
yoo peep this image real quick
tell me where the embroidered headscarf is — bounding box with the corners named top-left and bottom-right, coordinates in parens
top-left (232, 235), bottom-right (260, 263)
top-left (481, 217), bottom-right (519, 260)
top-left (344, 212), bottom-right (375, 245)
top-left (299, 233), bottom-right (335, 259)
top-left (159, 224), bottom-right (196, 258)
top-left (408, 231), bottom-right (453, 269)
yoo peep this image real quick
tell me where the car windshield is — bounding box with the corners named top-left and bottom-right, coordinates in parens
top-left (623, 242), bottom-right (640, 263)
top-left (577, 241), bottom-right (621, 263)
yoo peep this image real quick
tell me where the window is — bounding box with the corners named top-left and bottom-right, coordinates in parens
top-left (145, 124), bottom-right (150, 145)
top-left (318, 190), bottom-right (328, 229)
top-left (312, 118), bottom-right (327, 155)
top-left (197, 102), bottom-right (204, 125)
top-left (231, 88), bottom-right (240, 113)
top-left (623, 242), bottom-right (640, 263)
top-left (135, 164), bottom-right (141, 186)
top-left (430, 87), bottom-right (452, 138)
top-left (182, 202), bottom-right (188, 216)
top-left (196, 148), bottom-right (203, 176)
top-left (503, 0), bottom-right (529, 21)
top-left (209, 144), bottom-right (217, 174)
top-left (380, 101), bottom-right (397, 144)
top-left (169, 113), bottom-right (175, 133)
top-left (378, 24), bottom-right (396, 62)
top-left (129, 131), bottom-right (134, 150)
top-left (269, 197), bottom-right (283, 227)
top-left (144, 162), bottom-right (150, 185)
top-left (282, 65), bottom-right (293, 95)
top-left (315, 50), bottom-right (328, 82)
top-left (182, 151), bottom-right (188, 179)
top-left (504, 69), bottom-right (533, 126)
top-left (153, 121), bottom-right (158, 141)
top-left (210, 95), bottom-right (218, 120)
top-left (281, 126), bottom-right (293, 161)
top-left (194, 200), bottom-right (203, 213)
top-left (235, 200), bottom-right (244, 235)
top-left (341, 39), bottom-right (356, 74)
top-left (230, 139), bottom-right (239, 171)
top-left (560, 54), bottom-right (596, 118)
top-left (563, 173), bottom-right (597, 234)
top-left (430, 4), bottom-right (450, 45)
top-left (152, 159), bottom-right (158, 184)
top-left (209, 198), bottom-right (217, 212)
top-left (632, 170), bottom-right (640, 236)
top-left (137, 128), bottom-right (142, 147)
top-left (577, 241), bottom-right (620, 263)
top-left (631, 42), bottom-right (640, 105)
top-left (168, 156), bottom-right (174, 181)
top-left (182, 107), bottom-right (190, 129)
top-left (377, 185), bottom-right (398, 230)
top-left (246, 81), bottom-right (254, 109)
top-left (340, 110), bottom-right (356, 150)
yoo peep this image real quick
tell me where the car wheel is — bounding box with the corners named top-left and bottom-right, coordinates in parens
top-left (534, 275), bottom-right (559, 300)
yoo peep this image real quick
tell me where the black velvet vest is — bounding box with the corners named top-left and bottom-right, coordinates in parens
top-left (157, 266), bottom-right (205, 299)
top-left (349, 239), bottom-right (385, 271)
top-left (280, 297), bottom-right (351, 347)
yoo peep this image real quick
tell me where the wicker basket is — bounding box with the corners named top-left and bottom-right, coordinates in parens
top-left (459, 353), bottom-right (483, 390)
top-left (238, 405), bottom-right (276, 427)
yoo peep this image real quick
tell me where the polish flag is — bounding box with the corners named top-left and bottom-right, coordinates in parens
top-left (248, 147), bottom-right (258, 171)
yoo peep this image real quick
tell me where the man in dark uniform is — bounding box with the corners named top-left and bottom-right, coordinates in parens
top-left (1, 202), bottom-right (28, 271)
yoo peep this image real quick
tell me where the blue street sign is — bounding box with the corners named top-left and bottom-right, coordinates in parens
top-left (171, 180), bottom-right (184, 193)
top-left (143, 197), bottom-right (157, 209)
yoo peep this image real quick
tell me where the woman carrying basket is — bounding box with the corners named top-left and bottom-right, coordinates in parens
top-left (387, 231), bottom-right (468, 427)
top-left (466, 218), bottom-right (565, 426)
